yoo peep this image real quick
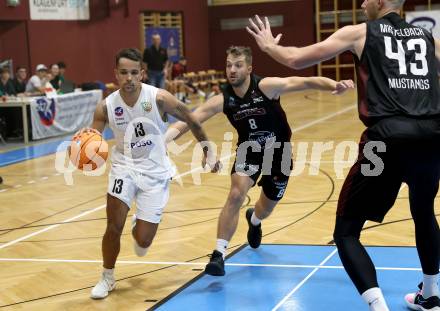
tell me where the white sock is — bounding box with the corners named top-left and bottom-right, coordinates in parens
top-left (251, 211), bottom-right (261, 226)
top-left (216, 239), bottom-right (229, 258)
top-left (422, 274), bottom-right (440, 298)
top-left (102, 268), bottom-right (115, 280)
top-left (361, 287), bottom-right (389, 311)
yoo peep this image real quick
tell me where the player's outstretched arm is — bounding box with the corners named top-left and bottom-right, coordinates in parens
top-left (165, 94), bottom-right (224, 143)
top-left (246, 15), bottom-right (365, 70)
top-left (259, 76), bottom-right (355, 99)
top-left (158, 89), bottom-right (221, 172)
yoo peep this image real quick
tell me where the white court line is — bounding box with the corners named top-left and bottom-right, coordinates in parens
top-left (292, 105), bottom-right (355, 132)
top-left (0, 104), bottom-right (356, 251)
top-left (0, 257), bottom-right (422, 271)
top-left (0, 204), bottom-right (106, 250)
top-left (271, 248), bottom-right (338, 311)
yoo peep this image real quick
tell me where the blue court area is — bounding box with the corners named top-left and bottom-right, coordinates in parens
top-left (0, 128), bottom-right (114, 167)
top-left (153, 245), bottom-right (421, 311)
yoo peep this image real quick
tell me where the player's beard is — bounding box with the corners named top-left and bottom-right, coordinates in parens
top-left (229, 74), bottom-right (246, 87)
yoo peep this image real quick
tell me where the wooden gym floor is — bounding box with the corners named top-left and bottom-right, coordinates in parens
top-left (0, 89), bottom-right (430, 310)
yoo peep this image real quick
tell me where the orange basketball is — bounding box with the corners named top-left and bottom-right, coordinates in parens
top-left (69, 131), bottom-right (108, 171)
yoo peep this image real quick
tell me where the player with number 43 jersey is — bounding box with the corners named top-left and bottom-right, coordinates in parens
top-left (247, 0), bottom-right (440, 310)
top-left (166, 46), bottom-right (353, 276)
top-left (355, 12), bottom-right (440, 129)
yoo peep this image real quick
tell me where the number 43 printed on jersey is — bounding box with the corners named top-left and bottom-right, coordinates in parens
top-left (384, 37), bottom-right (428, 76)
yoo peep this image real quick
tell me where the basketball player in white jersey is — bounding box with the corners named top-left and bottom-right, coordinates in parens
top-left (81, 48), bottom-right (219, 299)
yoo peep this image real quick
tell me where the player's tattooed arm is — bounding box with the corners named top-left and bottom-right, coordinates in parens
top-left (158, 89), bottom-right (221, 172)
top-left (175, 102), bottom-right (209, 143)
top-left (166, 94), bottom-right (223, 142)
top-left (157, 89), bottom-right (209, 143)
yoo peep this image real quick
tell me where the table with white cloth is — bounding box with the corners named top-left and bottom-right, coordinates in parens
top-left (0, 90), bottom-right (102, 144)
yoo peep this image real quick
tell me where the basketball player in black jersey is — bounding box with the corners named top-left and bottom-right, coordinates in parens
top-left (248, 1), bottom-right (440, 310)
top-left (166, 46), bottom-right (353, 276)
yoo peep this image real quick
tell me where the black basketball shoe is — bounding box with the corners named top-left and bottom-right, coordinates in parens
top-left (405, 291), bottom-right (440, 310)
top-left (246, 208), bottom-right (262, 249)
top-left (205, 250), bottom-right (225, 276)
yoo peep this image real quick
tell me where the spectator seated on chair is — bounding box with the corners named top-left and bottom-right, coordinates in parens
top-left (57, 61), bottom-right (67, 84)
top-left (49, 63), bottom-right (61, 90)
top-left (0, 67), bottom-right (17, 96)
top-left (55, 61), bottom-right (76, 94)
top-left (25, 64), bottom-right (54, 96)
top-left (206, 81), bottom-right (221, 100)
top-left (172, 57), bottom-right (187, 80)
top-left (11, 66), bottom-right (27, 95)
top-left (0, 67), bottom-right (23, 139)
top-left (170, 56), bottom-right (188, 102)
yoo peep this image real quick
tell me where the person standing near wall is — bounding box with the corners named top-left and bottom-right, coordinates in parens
top-left (143, 33), bottom-right (170, 89)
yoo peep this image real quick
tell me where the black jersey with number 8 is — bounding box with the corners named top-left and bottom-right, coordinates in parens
top-left (222, 74), bottom-right (292, 148)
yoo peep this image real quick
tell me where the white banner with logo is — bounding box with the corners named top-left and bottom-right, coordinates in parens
top-left (30, 0), bottom-right (90, 20)
top-left (30, 90), bottom-right (102, 140)
top-left (406, 10), bottom-right (440, 39)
